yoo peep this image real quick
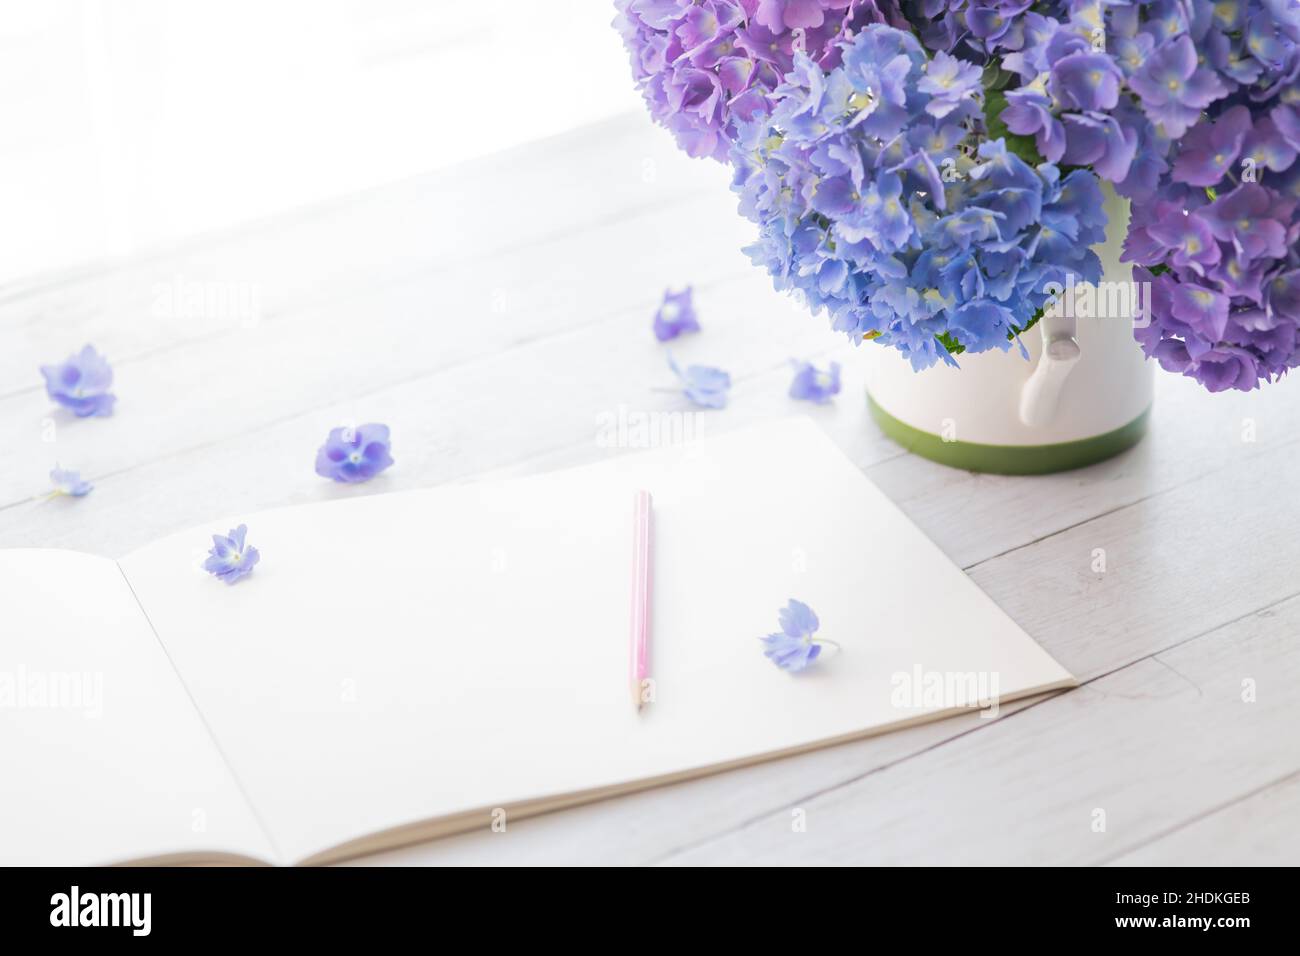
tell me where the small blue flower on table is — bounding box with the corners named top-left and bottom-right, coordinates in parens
top-left (314, 423), bottom-right (395, 483)
top-left (761, 599), bottom-right (839, 672)
top-left (667, 354), bottom-right (730, 409)
top-left (788, 360), bottom-right (841, 404)
top-left (203, 525), bottom-right (260, 584)
top-left (49, 467), bottom-right (93, 498)
top-left (653, 287), bottom-right (701, 342)
top-left (40, 345), bottom-right (116, 417)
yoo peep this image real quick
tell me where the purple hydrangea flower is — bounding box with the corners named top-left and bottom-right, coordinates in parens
top-left (1242, 114), bottom-right (1299, 173)
top-left (760, 598), bottom-right (836, 672)
top-left (1049, 52), bottom-right (1123, 113)
top-left (667, 354), bottom-right (731, 408)
top-left (1200, 184), bottom-right (1289, 262)
top-left (613, 0), bottom-right (907, 161)
top-left (1060, 112), bottom-right (1138, 183)
top-left (1113, 1), bottom-right (1300, 393)
top-left (1127, 35), bottom-right (1228, 138)
top-left (1170, 283), bottom-right (1232, 342)
top-left (40, 345), bottom-right (116, 418)
top-left (202, 525), bottom-right (260, 584)
top-left (49, 467), bottom-right (93, 497)
top-left (965, 0), bottom-right (1031, 47)
top-left (1171, 106), bottom-right (1252, 187)
top-left (1131, 203), bottom-right (1222, 275)
top-left (1274, 104), bottom-right (1300, 151)
top-left (314, 423), bottom-right (395, 483)
top-left (756, 0), bottom-right (832, 31)
top-left (653, 286), bottom-right (702, 341)
top-left (1153, 342), bottom-right (1263, 393)
top-left (788, 359), bottom-right (842, 403)
top-left (1002, 89), bottom-right (1066, 162)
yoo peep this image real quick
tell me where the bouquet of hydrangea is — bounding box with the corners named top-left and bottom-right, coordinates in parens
top-left (616, 0), bottom-right (1300, 392)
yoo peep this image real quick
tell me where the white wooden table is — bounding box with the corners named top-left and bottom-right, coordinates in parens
top-left (5, 114), bottom-right (1299, 866)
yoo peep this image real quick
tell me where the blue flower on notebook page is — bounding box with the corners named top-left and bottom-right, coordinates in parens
top-left (202, 524), bottom-right (260, 584)
top-left (761, 599), bottom-right (839, 673)
top-left (314, 423), bottom-right (394, 483)
top-left (666, 354), bottom-right (731, 409)
top-left (788, 360), bottom-right (842, 404)
top-left (48, 467), bottom-right (93, 498)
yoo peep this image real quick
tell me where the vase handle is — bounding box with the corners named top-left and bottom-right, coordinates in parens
top-left (1018, 308), bottom-right (1080, 427)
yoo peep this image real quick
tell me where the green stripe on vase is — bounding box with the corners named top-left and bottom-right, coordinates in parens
top-left (867, 395), bottom-right (1152, 475)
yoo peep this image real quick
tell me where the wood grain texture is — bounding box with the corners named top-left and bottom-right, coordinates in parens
top-left (4, 114), bottom-right (1297, 865)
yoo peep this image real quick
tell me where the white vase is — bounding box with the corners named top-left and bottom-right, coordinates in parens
top-left (863, 182), bottom-right (1153, 474)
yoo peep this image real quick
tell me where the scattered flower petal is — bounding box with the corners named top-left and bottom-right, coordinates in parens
top-left (202, 524), bottom-right (260, 585)
top-left (653, 287), bottom-right (702, 342)
top-left (40, 345), bottom-right (116, 418)
top-left (49, 467), bottom-right (93, 497)
top-left (314, 423), bottom-right (395, 483)
top-left (788, 359), bottom-right (842, 403)
top-left (667, 354), bottom-right (731, 409)
top-left (760, 598), bottom-right (835, 672)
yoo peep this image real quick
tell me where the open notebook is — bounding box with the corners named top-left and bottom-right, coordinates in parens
top-left (1, 417), bottom-right (1073, 865)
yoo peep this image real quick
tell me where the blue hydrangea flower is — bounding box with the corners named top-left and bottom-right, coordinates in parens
top-left (653, 287), bottom-right (701, 341)
top-left (918, 50), bottom-right (983, 118)
top-left (667, 354), bottom-right (731, 408)
top-left (39, 345), bottom-right (116, 417)
top-left (49, 467), bottom-right (93, 497)
top-left (788, 359), bottom-right (842, 403)
top-left (730, 25), bottom-right (1104, 372)
top-left (760, 598), bottom-right (837, 672)
top-left (314, 423), bottom-right (395, 483)
top-left (202, 525), bottom-right (260, 584)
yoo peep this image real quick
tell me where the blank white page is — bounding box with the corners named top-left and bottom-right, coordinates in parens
top-left (120, 417), bottom-right (1073, 864)
top-left (0, 550), bottom-right (275, 865)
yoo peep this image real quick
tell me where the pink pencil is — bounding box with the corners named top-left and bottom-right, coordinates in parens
top-left (629, 490), bottom-right (653, 711)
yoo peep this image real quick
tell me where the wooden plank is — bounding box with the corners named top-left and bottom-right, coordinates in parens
top-left (0, 114), bottom-right (731, 393)
top-left (0, 188), bottom-right (765, 509)
top-left (1109, 772), bottom-right (1300, 866)
top-left (965, 433), bottom-right (1300, 683)
top-left (0, 273), bottom-right (860, 554)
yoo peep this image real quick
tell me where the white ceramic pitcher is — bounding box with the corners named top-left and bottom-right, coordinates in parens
top-left (863, 183), bottom-right (1154, 474)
